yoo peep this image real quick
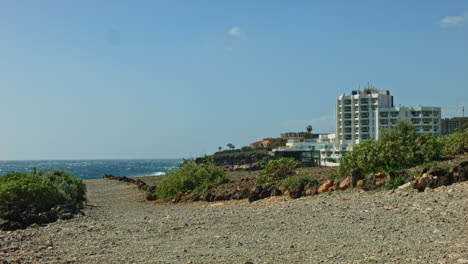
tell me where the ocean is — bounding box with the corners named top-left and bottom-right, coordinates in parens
top-left (0, 159), bottom-right (183, 180)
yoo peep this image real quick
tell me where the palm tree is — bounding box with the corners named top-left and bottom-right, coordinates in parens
top-left (306, 125), bottom-right (313, 133)
top-left (227, 143), bottom-right (235, 149)
top-left (218, 146), bottom-right (222, 152)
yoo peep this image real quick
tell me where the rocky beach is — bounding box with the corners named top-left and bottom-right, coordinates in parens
top-left (2, 173), bottom-right (468, 263)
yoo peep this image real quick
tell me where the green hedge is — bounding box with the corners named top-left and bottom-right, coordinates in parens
top-left (155, 161), bottom-right (228, 200)
top-left (0, 170), bottom-right (86, 216)
top-left (339, 121), bottom-right (443, 177)
top-left (256, 157), bottom-right (300, 186)
top-left (442, 131), bottom-right (468, 156)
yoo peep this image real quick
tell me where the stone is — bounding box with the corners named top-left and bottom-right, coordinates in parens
top-left (452, 161), bottom-right (468, 183)
top-left (414, 174), bottom-right (432, 191)
top-left (267, 185), bottom-right (282, 197)
top-left (203, 192), bottom-right (215, 202)
top-left (318, 180), bottom-right (334, 193)
top-left (363, 173), bottom-right (387, 191)
top-left (426, 167), bottom-right (447, 177)
top-left (339, 176), bottom-right (352, 191)
top-left (289, 182), bottom-right (306, 199)
top-left (248, 186), bottom-right (263, 203)
top-left (232, 188), bottom-right (250, 200)
top-left (304, 180), bottom-right (319, 196)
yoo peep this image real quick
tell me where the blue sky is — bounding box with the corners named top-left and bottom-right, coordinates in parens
top-left (1, 0), bottom-right (467, 160)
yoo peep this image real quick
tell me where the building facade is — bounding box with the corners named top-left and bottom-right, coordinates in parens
top-left (336, 89), bottom-right (441, 147)
top-left (441, 117), bottom-right (468, 135)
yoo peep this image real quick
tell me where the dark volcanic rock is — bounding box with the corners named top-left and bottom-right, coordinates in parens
top-left (289, 182), bottom-right (306, 199)
top-left (268, 185), bottom-right (282, 197)
top-left (232, 188), bottom-right (250, 200)
top-left (304, 180), bottom-right (319, 196)
top-left (363, 173), bottom-right (387, 191)
top-left (248, 186), bottom-right (263, 203)
top-left (452, 161), bottom-right (468, 183)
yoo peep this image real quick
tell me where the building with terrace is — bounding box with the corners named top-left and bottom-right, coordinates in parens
top-left (335, 89), bottom-right (441, 147)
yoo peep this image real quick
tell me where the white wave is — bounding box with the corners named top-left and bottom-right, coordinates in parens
top-left (149, 172), bottom-right (166, 176)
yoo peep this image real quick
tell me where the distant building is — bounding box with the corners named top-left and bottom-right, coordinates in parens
top-left (280, 132), bottom-right (307, 138)
top-left (441, 117), bottom-right (468, 135)
top-left (250, 138), bottom-right (271, 148)
top-left (336, 89), bottom-right (441, 147)
top-left (272, 87), bottom-right (443, 166)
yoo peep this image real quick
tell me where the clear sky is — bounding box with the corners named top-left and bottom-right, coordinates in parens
top-left (1, 0), bottom-right (467, 160)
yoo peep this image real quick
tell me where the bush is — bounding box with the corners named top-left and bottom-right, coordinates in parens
top-left (43, 170), bottom-right (87, 204)
top-left (442, 131), bottom-right (468, 156)
top-left (280, 174), bottom-right (312, 190)
top-left (155, 161), bottom-right (228, 200)
top-left (339, 121), bottom-right (443, 177)
top-left (256, 158), bottom-right (300, 186)
top-left (0, 170), bottom-right (86, 217)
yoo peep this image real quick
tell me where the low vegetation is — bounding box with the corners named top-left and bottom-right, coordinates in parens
top-left (280, 174), bottom-right (313, 190)
top-left (256, 157), bottom-right (300, 186)
top-left (0, 170), bottom-right (86, 217)
top-left (155, 161), bottom-right (228, 200)
top-left (339, 121), bottom-right (445, 177)
top-left (442, 130), bottom-right (468, 156)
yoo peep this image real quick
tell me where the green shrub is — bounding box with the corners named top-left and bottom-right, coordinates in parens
top-left (43, 170), bottom-right (87, 204)
top-left (385, 172), bottom-right (408, 190)
top-left (155, 161), bottom-right (228, 200)
top-left (339, 121), bottom-right (443, 177)
top-left (280, 174), bottom-right (312, 190)
top-left (256, 157), bottom-right (300, 186)
top-left (442, 131), bottom-right (468, 156)
top-left (0, 170), bottom-right (86, 217)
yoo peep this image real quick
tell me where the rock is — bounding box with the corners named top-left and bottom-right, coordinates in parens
top-left (414, 173), bottom-right (432, 191)
top-left (37, 213), bottom-right (50, 224)
top-left (397, 182), bottom-right (412, 190)
top-left (146, 192), bottom-right (158, 201)
top-left (363, 173), bottom-right (387, 191)
top-left (351, 170), bottom-right (364, 182)
top-left (356, 180), bottom-right (364, 187)
top-left (232, 188), bottom-right (250, 200)
top-left (427, 167), bottom-right (447, 177)
top-left (259, 188), bottom-right (272, 199)
top-left (339, 176), bottom-right (352, 191)
top-left (452, 161), bottom-right (468, 183)
top-left (190, 193), bottom-right (200, 202)
top-left (248, 186), bottom-right (263, 203)
top-left (414, 166), bottom-right (455, 191)
top-left (267, 185), bottom-right (282, 197)
top-left (47, 209), bottom-right (59, 222)
top-left (304, 180), bottom-right (319, 196)
top-left (59, 213), bottom-right (74, 220)
top-left (289, 182), bottom-right (306, 199)
top-left (318, 180), bottom-right (334, 193)
top-left (203, 192), bottom-right (215, 202)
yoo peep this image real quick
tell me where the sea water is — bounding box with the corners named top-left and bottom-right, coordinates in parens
top-left (0, 159), bottom-right (183, 180)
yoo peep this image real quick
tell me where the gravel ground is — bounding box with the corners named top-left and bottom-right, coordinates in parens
top-left (1, 179), bottom-right (468, 264)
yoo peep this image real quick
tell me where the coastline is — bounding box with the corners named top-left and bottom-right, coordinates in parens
top-left (2, 175), bottom-right (468, 263)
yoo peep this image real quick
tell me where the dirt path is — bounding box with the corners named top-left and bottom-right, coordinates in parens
top-left (2, 179), bottom-right (468, 263)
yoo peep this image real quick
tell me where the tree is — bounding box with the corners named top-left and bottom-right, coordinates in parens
top-left (218, 146), bottom-right (222, 152)
top-left (304, 125), bottom-right (314, 139)
top-left (227, 143), bottom-right (235, 149)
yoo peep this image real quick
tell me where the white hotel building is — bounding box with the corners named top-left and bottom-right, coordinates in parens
top-left (335, 89), bottom-right (441, 148)
top-left (274, 88), bottom-right (441, 165)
